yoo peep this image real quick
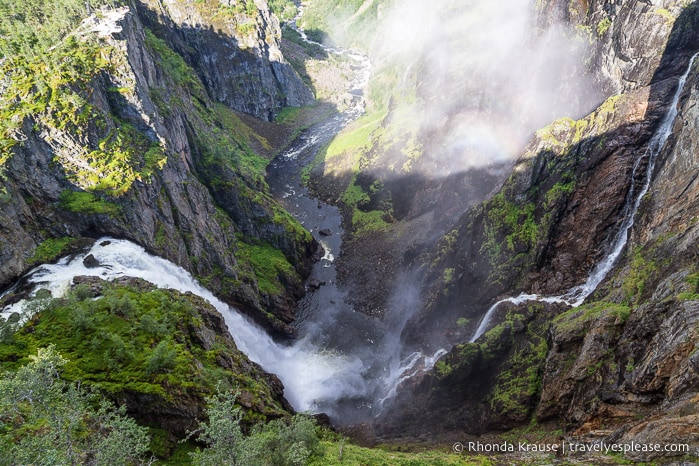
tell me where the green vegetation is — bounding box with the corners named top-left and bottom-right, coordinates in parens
top-left (0, 283), bottom-right (287, 422)
top-left (0, 35), bottom-right (112, 167)
top-left (144, 29), bottom-right (206, 100)
top-left (0, 342), bottom-right (494, 465)
top-left (535, 94), bottom-right (621, 153)
top-left (187, 0), bottom-right (261, 35)
top-left (0, 345), bottom-right (151, 465)
top-left (654, 8), bottom-right (676, 24)
top-left (432, 229), bottom-right (460, 268)
top-left (309, 442), bottom-right (488, 465)
top-left (621, 247), bottom-right (658, 305)
top-left (488, 335), bottom-right (547, 419)
top-left (236, 240), bottom-right (296, 296)
top-left (544, 181), bottom-right (575, 209)
top-left (188, 385), bottom-right (489, 465)
top-left (597, 17), bottom-right (612, 36)
top-left (456, 317), bottom-right (470, 327)
top-left (0, 1), bottom-right (167, 196)
top-left (298, 0), bottom-right (386, 50)
top-left (0, 0), bottom-right (120, 57)
top-left (443, 268), bottom-right (455, 285)
top-left (678, 272), bottom-right (699, 301)
top-left (478, 322), bottom-right (513, 362)
top-left (435, 342), bottom-right (480, 379)
top-left (553, 301), bottom-right (631, 333)
top-left (59, 190), bottom-right (121, 216)
top-left (482, 191), bottom-right (538, 262)
top-left (479, 177), bottom-right (568, 284)
top-left (319, 108), bottom-right (396, 235)
top-left (325, 110), bottom-right (388, 164)
top-left (269, 0), bottom-right (298, 22)
top-left (27, 236), bottom-right (78, 265)
top-left (66, 121), bottom-right (167, 195)
top-left (189, 387), bottom-right (320, 465)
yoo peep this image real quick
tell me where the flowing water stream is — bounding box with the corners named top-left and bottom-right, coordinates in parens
top-left (2, 13), bottom-right (694, 429)
top-left (0, 239), bottom-right (370, 414)
top-left (0, 11), bottom-right (419, 424)
top-left (469, 52), bottom-right (699, 342)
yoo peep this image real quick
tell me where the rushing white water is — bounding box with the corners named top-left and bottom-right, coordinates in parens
top-left (286, 5), bottom-right (372, 95)
top-left (377, 348), bottom-right (448, 406)
top-left (470, 53), bottom-right (699, 341)
top-left (0, 239), bottom-right (367, 413)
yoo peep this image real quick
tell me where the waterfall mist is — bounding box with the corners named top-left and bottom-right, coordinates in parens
top-left (280, 0), bottom-right (607, 421)
top-left (370, 0), bottom-right (603, 174)
top-left (0, 239), bottom-right (436, 423)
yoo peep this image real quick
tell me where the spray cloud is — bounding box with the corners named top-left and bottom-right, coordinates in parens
top-left (371, 0), bottom-right (602, 174)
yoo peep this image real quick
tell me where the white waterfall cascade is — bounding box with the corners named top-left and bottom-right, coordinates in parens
top-left (0, 239), bottom-right (367, 414)
top-left (377, 347), bottom-right (448, 406)
top-left (470, 52), bottom-right (699, 342)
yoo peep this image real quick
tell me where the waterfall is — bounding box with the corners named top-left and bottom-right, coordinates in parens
top-left (470, 52), bottom-right (699, 340)
top-left (1, 10), bottom-right (381, 418)
top-left (0, 239), bottom-right (367, 414)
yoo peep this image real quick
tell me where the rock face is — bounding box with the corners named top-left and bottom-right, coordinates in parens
top-left (0, 5), bottom-right (318, 336)
top-left (3, 276), bottom-right (292, 440)
top-left (135, 0), bottom-right (314, 120)
top-left (375, 1), bottom-right (699, 459)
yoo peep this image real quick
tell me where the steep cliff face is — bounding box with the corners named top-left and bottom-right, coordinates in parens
top-left (376, 1), bottom-right (699, 457)
top-left (534, 13), bottom-right (699, 451)
top-left (540, 0), bottom-right (697, 92)
top-left (1, 276), bottom-right (292, 442)
top-left (0, 4), bottom-right (318, 336)
top-left (135, 0), bottom-right (314, 120)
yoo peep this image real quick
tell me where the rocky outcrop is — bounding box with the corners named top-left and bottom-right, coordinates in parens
top-left (539, 0), bottom-right (699, 93)
top-left (376, 1), bottom-right (699, 457)
top-left (0, 5), bottom-right (319, 336)
top-left (135, 0), bottom-right (314, 120)
top-left (5, 276), bottom-right (292, 441)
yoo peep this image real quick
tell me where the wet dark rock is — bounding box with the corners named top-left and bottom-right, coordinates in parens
top-left (82, 254), bottom-right (100, 268)
top-left (0, 4), bottom-right (319, 334)
top-left (313, 413), bottom-right (334, 430)
top-left (308, 278), bottom-right (326, 290)
top-left (0, 293), bottom-right (25, 309)
top-left (318, 228), bottom-right (332, 237)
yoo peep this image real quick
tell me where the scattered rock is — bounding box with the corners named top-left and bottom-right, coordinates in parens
top-left (82, 254), bottom-right (100, 268)
top-left (0, 293), bottom-right (25, 309)
top-left (308, 279), bottom-right (326, 290)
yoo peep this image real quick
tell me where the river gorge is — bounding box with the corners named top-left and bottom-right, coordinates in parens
top-left (2, 0), bottom-right (699, 463)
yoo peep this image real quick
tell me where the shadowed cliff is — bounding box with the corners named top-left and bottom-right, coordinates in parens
top-left (370, 3), bottom-right (699, 457)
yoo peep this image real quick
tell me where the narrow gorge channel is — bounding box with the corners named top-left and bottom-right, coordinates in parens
top-left (3, 0), bottom-right (699, 462)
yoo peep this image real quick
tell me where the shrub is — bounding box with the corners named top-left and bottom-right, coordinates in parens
top-left (189, 387), bottom-right (322, 466)
top-left (146, 340), bottom-right (177, 374)
top-left (0, 345), bottom-right (151, 465)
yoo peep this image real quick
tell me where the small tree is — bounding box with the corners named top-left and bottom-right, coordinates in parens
top-left (189, 387), bottom-right (321, 466)
top-left (146, 339), bottom-right (178, 374)
top-left (189, 388), bottom-right (244, 466)
top-left (0, 345), bottom-right (152, 465)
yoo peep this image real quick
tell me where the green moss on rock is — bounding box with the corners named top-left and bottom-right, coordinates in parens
top-left (0, 280), bottom-right (289, 435)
